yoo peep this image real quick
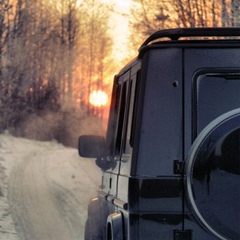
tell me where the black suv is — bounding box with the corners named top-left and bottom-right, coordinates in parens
top-left (79, 28), bottom-right (240, 240)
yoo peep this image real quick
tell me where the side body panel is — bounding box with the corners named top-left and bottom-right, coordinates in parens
top-left (119, 48), bottom-right (184, 239)
top-left (87, 43), bottom-right (240, 240)
top-left (134, 48), bottom-right (183, 177)
top-left (124, 46), bottom-right (240, 239)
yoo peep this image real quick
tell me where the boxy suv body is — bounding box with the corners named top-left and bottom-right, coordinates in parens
top-left (79, 28), bottom-right (240, 240)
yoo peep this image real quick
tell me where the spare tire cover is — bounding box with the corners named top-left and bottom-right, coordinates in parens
top-left (186, 109), bottom-right (240, 240)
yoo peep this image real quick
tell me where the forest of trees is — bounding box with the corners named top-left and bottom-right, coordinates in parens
top-left (0, 0), bottom-right (239, 146)
top-left (0, 0), bottom-right (115, 145)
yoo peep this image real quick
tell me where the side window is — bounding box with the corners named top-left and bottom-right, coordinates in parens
top-left (106, 77), bottom-right (120, 156)
top-left (118, 70), bottom-right (140, 176)
top-left (108, 69), bottom-right (140, 160)
top-left (115, 81), bottom-right (127, 154)
top-left (193, 70), bottom-right (240, 137)
top-left (124, 72), bottom-right (139, 154)
top-left (130, 70), bottom-right (140, 148)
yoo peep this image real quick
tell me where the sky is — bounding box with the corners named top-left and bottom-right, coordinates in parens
top-left (106, 0), bottom-right (133, 62)
top-left (88, 0), bottom-right (134, 107)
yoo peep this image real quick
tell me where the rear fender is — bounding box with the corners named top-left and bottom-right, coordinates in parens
top-left (107, 212), bottom-right (124, 240)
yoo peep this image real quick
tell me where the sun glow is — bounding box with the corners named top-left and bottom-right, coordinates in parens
top-left (89, 90), bottom-right (108, 107)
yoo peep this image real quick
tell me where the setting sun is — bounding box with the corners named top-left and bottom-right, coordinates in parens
top-left (89, 90), bottom-right (108, 107)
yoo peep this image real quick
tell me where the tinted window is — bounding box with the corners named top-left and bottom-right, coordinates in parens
top-left (124, 73), bottom-right (138, 153)
top-left (195, 72), bottom-right (240, 135)
top-left (106, 78), bottom-right (120, 155)
top-left (115, 82), bottom-right (127, 154)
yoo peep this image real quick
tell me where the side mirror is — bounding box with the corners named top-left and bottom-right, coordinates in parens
top-left (78, 135), bottom-right (106, 158)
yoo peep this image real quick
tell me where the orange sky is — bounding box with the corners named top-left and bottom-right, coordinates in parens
top-left (104, 0), bottom-right (133, 63)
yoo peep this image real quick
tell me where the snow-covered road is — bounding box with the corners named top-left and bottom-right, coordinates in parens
top-left (0, 132), bottom-right (101, 240)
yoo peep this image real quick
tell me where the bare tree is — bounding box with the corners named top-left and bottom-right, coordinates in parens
top-left (222, 0), bottom-right (240, 26)
top-left (0, 0), bottom-right (62, 130)
top-left (0, 0), bottom-right (14, 130)
top-left (56, 0), bottom-right (80, 107)
top-left (75, 0), bottom-right (112, 115)
top-left (53, 0), bottom-right (113, 113)
top-left (130, 0), bottom-right (240, 50)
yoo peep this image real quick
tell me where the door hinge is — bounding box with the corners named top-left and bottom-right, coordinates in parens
top-left (173, 160), bottom-right (185, 175)
top-left (173, 229), bottom-right (192, 240)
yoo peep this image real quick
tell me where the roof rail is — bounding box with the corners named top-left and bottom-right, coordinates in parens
top-left (139, 27), bottom-right (240, 50)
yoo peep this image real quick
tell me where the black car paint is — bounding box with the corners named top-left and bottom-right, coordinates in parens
top-left (79, 28), bottom-right (240, 240)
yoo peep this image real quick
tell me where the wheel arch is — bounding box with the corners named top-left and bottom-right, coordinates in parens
top-left (106, 212), bottom-right (125, 240)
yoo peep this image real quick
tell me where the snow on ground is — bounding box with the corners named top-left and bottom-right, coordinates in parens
top-left (0, 131), bottom-right (101, 240)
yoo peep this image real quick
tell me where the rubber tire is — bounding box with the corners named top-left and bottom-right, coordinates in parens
top-left (84, 218), bottom-right (103, 240)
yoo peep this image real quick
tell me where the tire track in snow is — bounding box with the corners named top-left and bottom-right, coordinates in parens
top-left (8, 151), bottom-right (79, 240)
top-left (0, 133), bottom-right (101, 240)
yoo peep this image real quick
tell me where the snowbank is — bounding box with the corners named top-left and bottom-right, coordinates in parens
top-left (0, 132), bottom-right (101, 240)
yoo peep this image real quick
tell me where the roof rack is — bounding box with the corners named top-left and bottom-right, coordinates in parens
top-left (139, 27), bottom-right (240, 50)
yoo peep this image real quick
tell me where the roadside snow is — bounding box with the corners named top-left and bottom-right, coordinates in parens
top-left (0, 131), bottom-right (101, 240)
